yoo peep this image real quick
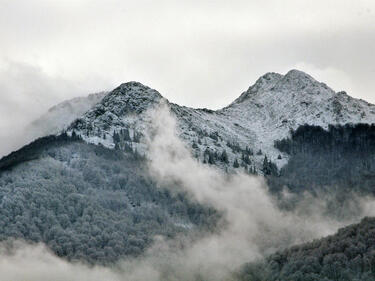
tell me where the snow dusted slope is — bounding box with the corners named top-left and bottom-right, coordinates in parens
top-left (0, 91), bottom-right (106, 158)
top-left (68, 82), bottom-right (163, 151)
top-left (30, 91), bottom-right (107, 137)
top-left (217, 70), bottom-right (375, 166)
top-left (67, 70), bottom-right (375, 173)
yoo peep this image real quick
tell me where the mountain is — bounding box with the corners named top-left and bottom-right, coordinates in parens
top-left (1, 69), bottom-right (375, 265)
top-left (0, 134), bottom-right (218, 264)
top-left (0, 91), bottom-right (106, 159)
top-left (29, 91), bottom-right (107, 138)
top-left (67, 70), bottom-right (375, 174)
top-left (238, 217), bottom-right (375, 281)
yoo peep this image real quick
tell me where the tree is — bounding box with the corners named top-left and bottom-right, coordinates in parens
top-left (122, 128), bottom-right (131, 141)
top-left (208, 152), bottom-right (215, 164)
top-left (113, 131), bottom-right (120, 143)
top-left (220, 150), bottom-right (229, 163)
top-left (262, 156), bottom-right (278, 176)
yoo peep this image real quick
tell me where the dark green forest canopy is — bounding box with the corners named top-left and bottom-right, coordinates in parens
top-left (238, 123), bottom-right (375, 280)
top-left (2, 123), bottom-right (375, 270)
top-left (0, 135), bottom-right (218, 264)
top-left (238, 217), bottom-right (375, 281)
top-left (269, 123), bottom-right (375, 195)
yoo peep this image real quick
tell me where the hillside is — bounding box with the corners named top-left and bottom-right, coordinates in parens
top-left (1, 69), bottom-right (375, 268)
top-left (0, 134), bottom-right (218, 264)
top-left (66, 70), bottom-right (375, 174)
top-left (0, 91), bottom-right (106, 159)
top-left (29, 92), bottom-right (107, 138)
top-left (238, 217), bottom-right (375, 281)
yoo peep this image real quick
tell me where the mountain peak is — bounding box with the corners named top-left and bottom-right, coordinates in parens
top-left (60, 70), bottom-right (375, 175)
top-left (275, 69), bottom-right (323, 92)
top-left (100, 81), bottom-right (163, 112)
top-left (114, 81), bottom-right (151, 91)
top-left (110, 81), bottom-right (162, 100)
top-left (254, 72), bottom-right (284, 89)
top-left (283, 69), bottom-right (312, 80)
top-left (231, 69), bottom-right (334, 105)
top-left (232, 72), bottom-right (283, 104)
top-left (68, 81), bottom-right (164, 146)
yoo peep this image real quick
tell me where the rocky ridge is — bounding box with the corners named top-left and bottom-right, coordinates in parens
top-left (63, 70), bottom-right (375, 173)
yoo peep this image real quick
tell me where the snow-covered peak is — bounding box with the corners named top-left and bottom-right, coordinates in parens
top-left (225, 68), bottom-right (374, 127)
top-left (274, 69), bottom-right (331, 94)
top-left (100, 81), bottom-right (164, 114)
top-left (68, 82), bottom-right (165, 149)
top-left (282, 69), bottom-right (316, 83)
top-left (233, 72), bottom-right (283, 104)
top-left (233, 69), bottom-right (332, 106)
top-left (66, 70), bottom-right (375, 173)
top-left (215, 69), bottom-right (375, 168)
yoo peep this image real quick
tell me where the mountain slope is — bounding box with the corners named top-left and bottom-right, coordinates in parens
top-left (29, 91), bottom-right (107, 138)
top-left (0, 91), bottom-right (106, 159)
top-left (220, 70), bottom-right (375, 164)
top-left (67, 70), bottom-right (375, 174)
top-left (1, 69), bottom-right (375, 265)
top-left (268, 124), bottom-right (375, 195)
top-left (0, 134), bottom-right (218, 264)
top-left (238, 217), bottom-right (375, 281)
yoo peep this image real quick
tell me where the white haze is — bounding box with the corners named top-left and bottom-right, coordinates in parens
top-left (1, 105), bottom-right (375, 281)
top-left (0, 0), bottom-right (375, 159)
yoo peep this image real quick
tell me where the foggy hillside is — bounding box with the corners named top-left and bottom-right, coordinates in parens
top-left (0, 92), bottom-right (106, 158)
top-left (2, 0), bottom-right (375, 280)
top-left (238, 217), bottom-right (375, 281)
top-left (1, 70), bottom-right (375, 280)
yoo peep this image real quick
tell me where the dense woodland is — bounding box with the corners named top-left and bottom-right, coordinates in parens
top-left (2, 123), bottom-right (375, 277)
top-left (269, 124), bottom-right (375, 195)
top-left (0, 134), bottom-right (218, 264)
top-left (234, 124), bottom-right (375, 280)
top-left (238, 217), bottom-right (375, 281)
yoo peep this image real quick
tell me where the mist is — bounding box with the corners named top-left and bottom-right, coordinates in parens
top-left (0, 60), bottom-right (99, 158)
top-left (1, 104), bottom-right (375, 281)
top-left (1, 0), bottom-right (375, 157)
top-left (0, 60), bottom-right (107, 158)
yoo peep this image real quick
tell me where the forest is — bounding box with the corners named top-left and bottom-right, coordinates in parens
top-left (234, 124), bottom-right (375, 280)
top-left (0, 134), bottom-right (219, 264)
top-left (2, 123), bottom-right (375, 277)
top-left (237, 217), bottom-right (375, 281)
top-left (269, 124), bottom-right (375, 195)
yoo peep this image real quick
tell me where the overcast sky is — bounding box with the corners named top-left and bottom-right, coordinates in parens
top-left (0, 0), bottom-right (375, 133)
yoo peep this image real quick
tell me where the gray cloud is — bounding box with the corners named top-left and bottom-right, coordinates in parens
top-left (2, 105), bottom-right (375, 281)
top-left (1, 2), bottom-right (375, 278)
top-left (0, 60), bottom-right (110, 156)
top-left (0, 0), bottom-right (374, 112)
top-left (0, 1), bottom-right (374, 158)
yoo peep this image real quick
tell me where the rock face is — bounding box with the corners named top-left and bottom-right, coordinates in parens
top-left (68, 82), bottom-right (164, 150)
top-left (67, 70), bottom-right (375, 173)
top-left (64, 70), bottom-right (375, 173)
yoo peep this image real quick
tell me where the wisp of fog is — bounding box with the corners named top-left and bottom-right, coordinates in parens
top-left (1, 104), bottom-right (375, 281)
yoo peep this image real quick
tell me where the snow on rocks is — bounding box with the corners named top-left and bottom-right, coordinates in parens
top-left (66, 70), bottom-right (375, 173)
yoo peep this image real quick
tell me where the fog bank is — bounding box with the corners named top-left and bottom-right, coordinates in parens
top-left (1, 105), bottom-right (375, 281)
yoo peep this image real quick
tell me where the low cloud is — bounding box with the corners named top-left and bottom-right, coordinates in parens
top-left (0, 60), bottom-right (109, 157)
top-left (1, 104), bottom-right (375, 281)
top-left (0, 242), bottom-right (122, 281)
